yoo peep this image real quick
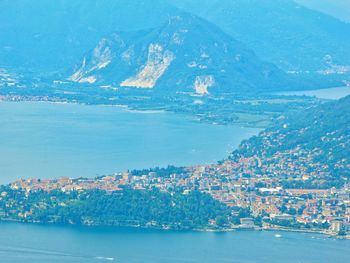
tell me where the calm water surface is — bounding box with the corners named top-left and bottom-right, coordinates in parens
top-left (0, 222), bottom-right (349, 263)
top-left (0, 101), bottom-right (259, 183)
top-left (278, 86), bottom-right (350, 100)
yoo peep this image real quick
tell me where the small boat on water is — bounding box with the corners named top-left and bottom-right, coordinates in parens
top-left (274, 234), bottom-right (282, 238)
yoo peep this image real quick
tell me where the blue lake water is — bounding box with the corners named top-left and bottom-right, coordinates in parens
top-left (0, 222), bottom-right (349, 263)
top-left (0, 101), bottom-right (349, 261)
top-left (278, 86), bottom-right (350, 100)
top-left (0, 101), bottom-right (259, 183)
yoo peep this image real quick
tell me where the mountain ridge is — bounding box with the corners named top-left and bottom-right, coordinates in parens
top-left (68, 14), bottom-right (299, 95)
top-left (170, 0), bottom-right (350, 86)
top-left (0, 0), bottom-right (177, 73)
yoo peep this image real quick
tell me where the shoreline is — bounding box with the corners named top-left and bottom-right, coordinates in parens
top-left (0, 97), bottom-right (266, 128)
top-left (0, 93), bottom-right (313, 128)
top-left (1, 218), bottom-right (349, 240)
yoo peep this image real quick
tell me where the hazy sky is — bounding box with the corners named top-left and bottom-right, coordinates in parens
top-left (296, 0), bottom-right (350, 22)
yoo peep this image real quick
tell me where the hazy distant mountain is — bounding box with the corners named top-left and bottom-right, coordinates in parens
top-left (0, 0), bottom-right (176, 73)
top-left (69, 14), bottom-right (296, 95)
top-left (170, 0), bottom-right (350, 81)
top-left (296, 0), bottom-right (350, 22)
top-left (1, 0), bottom-right (348, 91)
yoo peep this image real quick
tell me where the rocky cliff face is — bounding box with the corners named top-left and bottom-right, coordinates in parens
top-left (69, 14), bottom-right (296, 95)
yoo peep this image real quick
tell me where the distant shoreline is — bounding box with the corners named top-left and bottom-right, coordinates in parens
top-left (275, 85), bottom-right (350, 100)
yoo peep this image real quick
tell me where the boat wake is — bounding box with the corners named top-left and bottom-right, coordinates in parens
top-left (0, 244), bottom-right (115, 261)
top-left (95, 256), bottom-right (115, 261)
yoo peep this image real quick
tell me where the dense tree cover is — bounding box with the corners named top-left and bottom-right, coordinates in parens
top-left (0, 186), bottom-right (230, 230)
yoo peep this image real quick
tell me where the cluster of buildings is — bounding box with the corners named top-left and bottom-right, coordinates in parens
top-left (8, 155), bottom-right (350, 236)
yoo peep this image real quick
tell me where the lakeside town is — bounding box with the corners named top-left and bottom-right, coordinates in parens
top-left (1, 96), bottom-right (349, 238)
top-left (2, 1), bottom-right (350, 262)
top-left (2, 94), bottom-right (349, 238)
top-left (5, 154), bottom-right (349, 238)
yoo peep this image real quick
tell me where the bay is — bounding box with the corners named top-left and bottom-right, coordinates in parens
top-left (0, 101), bottom-right (259, 183)
top-left (0, 222), bottom-right (349, 263)
top-left (278, 86), bottom-right (350, 100)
